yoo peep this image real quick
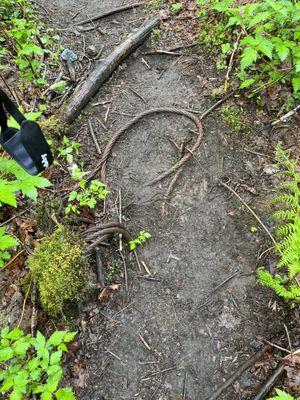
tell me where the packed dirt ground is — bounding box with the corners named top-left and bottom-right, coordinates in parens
top-left (2, 0), bottom-right (299, 399)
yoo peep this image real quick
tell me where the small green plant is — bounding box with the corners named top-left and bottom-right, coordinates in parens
top-left (0, 227), bottom-right (18, 268)
top-left (220, 103), bottom-right (251, 134)
top-left (172, 3), bottom-right (183, 11)
top-left (0, 326), bottom-right (76, 399)
top-left (0, 0), bottom-right (60, 86)
top-left (258, 145), bottom-right (300, 302)
top-left (130, 230), bottom-right (151, 251)
top-left (27, 225), bottom-right (89, 316)
top-left (0, 157), bottom-right (51, 207)
top-left (268, 388), bottom-right (298, 400)
top-left (197, 0), bottom-right (300, 105)
top-left (57, 136), bottom-right (80, 164)
top-left (66, 179), bottom-right (109, 215)
top-left (105, 260), bottom-right (121, 282)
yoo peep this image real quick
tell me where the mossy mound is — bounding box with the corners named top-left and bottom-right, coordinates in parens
top-left (27, 225), bottom-right (88, 316)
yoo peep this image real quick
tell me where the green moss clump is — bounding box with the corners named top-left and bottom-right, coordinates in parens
top-left (221, 103), bottom-right (252, 135)
top-left (39, 115), bottom-right (66, 140)
top-left (27, 225), bottom-right (89, 316)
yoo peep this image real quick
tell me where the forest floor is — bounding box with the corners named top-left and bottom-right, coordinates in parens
top-left (2, 0), bottom-right (299, 399)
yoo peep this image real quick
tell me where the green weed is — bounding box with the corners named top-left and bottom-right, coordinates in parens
top-left (197, 0), bottom-right (300, 105)
top-left (0, 326), bottom-right (76, 399)
top-left (258, 145), bottom-right (300, 303)
top-left (267, 388), bottom-right (298, 400)
top-left (0, 0), bottom-right (60, 87)
top-left (130, 231), bottom-right (151, 251)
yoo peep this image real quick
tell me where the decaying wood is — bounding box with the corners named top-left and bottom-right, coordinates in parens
top-left (62, 16), bottom-right (160, 124)
top-left (208, 346), bottom-right (270, 400)
top-left (76, 3), bottom-right (144, 26)
top-left (252, 364), bottom-right (285, 400)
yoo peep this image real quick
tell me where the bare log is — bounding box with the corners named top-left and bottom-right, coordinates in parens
top-left (61, 16), bottom-right (160, 124)
top-left (76, 3), bottom-right (144, 26)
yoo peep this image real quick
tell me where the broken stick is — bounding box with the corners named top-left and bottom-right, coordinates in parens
top-left (76, 3), bottom-right (144, 26)
top-left (62, 16), bottom-right (160, 124)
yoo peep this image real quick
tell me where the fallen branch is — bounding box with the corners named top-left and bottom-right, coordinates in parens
top-left (208, 346), bottom-right (270, 400)
top-left (76, 3), bottom-right (144, 26)
top-left (272, 104), bottom-right (300, 126)
top-left (252, 363), bottom-right (285, 400)
top-left (61, 16), bottom-right (160, 124)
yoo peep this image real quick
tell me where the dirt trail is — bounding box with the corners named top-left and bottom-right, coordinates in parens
top-left (37, 1), bottom-right (279, 398)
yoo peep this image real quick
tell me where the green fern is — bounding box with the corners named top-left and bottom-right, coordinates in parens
top-left (268, 388), bottom-right (298, 400)
top-left (258, 144), bottom-right (300, 302)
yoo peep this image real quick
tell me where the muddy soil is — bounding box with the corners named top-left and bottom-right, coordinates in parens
top-left (36, 1), bottom-right (291, 399)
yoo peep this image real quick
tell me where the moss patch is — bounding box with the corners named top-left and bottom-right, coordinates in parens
top-left (221, 103), bottom-right (252, 135)
top-left (27, 225), bottom-right (89, 316)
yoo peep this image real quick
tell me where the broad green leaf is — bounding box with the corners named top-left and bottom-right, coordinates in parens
top-left (292, 77), bottom-right (300, 93)
top-left (28, 357), bottom-right (40, 371)
top-left (13, 340), bottom-right (30, 355)
top-left (0, 230), bottom-right (18, 251)
top-left (63, 332), bottom-right (77, 343)
top-left (50, 350), bottom-right (62, 365)
top-left (33, 331), bottom-right (46, 351)
top-left (9, 390), bottom-right (22, 400)
top-left (47, 331), bottom-right (66, 347)
top-left (7, 328), bottom-right (23, 340)
top-left (0, 347), bottom-right (14, 362)
top-left (55, 388), bottom-right (76, 400)
top-left (0, 180), bottom-right (17, 207)
top-left (1, 326), bottom-right (10, 338)
top-left (41, 392), bottom-right (53, 400)
top-left (240, 47), bottom-right (258, 69)
top-left (275, 44), bottom-right (289, 61)
top-left (0, 375), bottom-right (14, 391)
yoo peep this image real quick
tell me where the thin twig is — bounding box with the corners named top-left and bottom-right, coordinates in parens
top-left (17, 280), bottom-right (32, 328)
top-left (88, 119), bottom-right (102, 155)
top-left (119, 250), bottom-right (128, 291)
top-left (76, 3), bottom-right (144, 25)
top-left (30, 283), bottom-right (37, 336)
top-left (2, 249), bottom-right (25, 270)
top-left (200, 92), bottom-right (235, 120)
top-left (158, 54), bottom-right (184, 79)
top-left (129, 87), bottom-right (147, 104)
top-left (220, 180), bottom-right (278, 248)
top-left (284, 324), bottom-right (293, 356)
top-left (224, 34), bottom-right (241, 92)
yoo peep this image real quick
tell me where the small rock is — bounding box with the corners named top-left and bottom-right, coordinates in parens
top-left (263, 164), bottom-right (279, 175)
top-left (86, 45), bottom-right (97, 58)
top-left (61, 48), bottom-right (78, 62)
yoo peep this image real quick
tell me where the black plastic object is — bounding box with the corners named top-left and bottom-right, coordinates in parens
top-left (0, 88), bottom-right (53, 176)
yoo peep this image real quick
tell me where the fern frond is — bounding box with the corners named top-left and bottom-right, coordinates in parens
top-left (272, 193), bottom-right (298, 208)
top-left (280, 181), bottom-right (298, 193)
top-left (271, 209), bottom-right (296, 222)
top-left (276, 223), bottom-right (296, 238)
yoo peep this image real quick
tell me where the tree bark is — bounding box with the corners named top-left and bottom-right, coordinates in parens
top-left (61, 16), bottom-right (160, 124)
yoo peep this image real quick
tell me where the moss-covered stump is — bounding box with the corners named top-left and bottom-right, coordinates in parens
top-left (27, 225), bottom-right (89, 317)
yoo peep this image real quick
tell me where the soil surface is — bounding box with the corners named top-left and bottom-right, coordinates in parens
top-left (34, 1), bottom-right (292, 399)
